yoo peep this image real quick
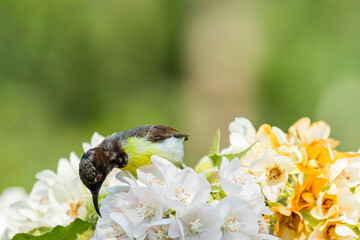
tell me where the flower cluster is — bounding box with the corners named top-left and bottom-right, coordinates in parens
top-left (1, 117), bottom-right (360, 240)
top-left (221, 117), bottom-right (360, 239)
top-left (0, 132), bottom-right (119, 239)
top-left (92, 154), bottom-right (275, 240)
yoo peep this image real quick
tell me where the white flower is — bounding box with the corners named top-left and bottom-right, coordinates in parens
top-left (95, 183), bottom-right (180, 240)
top-left (329, 156), bottom-right (360, 188)
top-left (174, 203), bottom-right (222, 240)
top-left (7, 150), bottom-right (100, 235)
top-left (217, 196), bottom-right (259, 240)
top-left (221, 118), bottom-right (256, 154)
top-left (164, 167), bottom-right (211, 213)
top-left (139, 156), bottom-right (211, 213)
top-left (249, 150), bottom-right (294, 202)
top-left (137, 156), bottom-right (180, 207)
top-left (137, 156), bottom-right (179, 193)
top-left (337, 188), bottom-right (360, 225)
top-left (93, 216), bottom-right (130, 240)
top-left (146, 217), bottom-right (180, 240)
top-left (118, 187), bottom-right (167, 239)
top-left (93, 191), bottom-right (132, 240)
top-left (49, 153), bottom-right (86, 218)
top-left (8, 170), bottom-right (65, 231)
top-left (256, 213), bottom-right (279, 240)
top-left (288, 118), bottom-right (331, 146)
top-left (355, 185), bottom-right (360, 202)
top-left (30, 153), bottom-right (87, 224)
top-left (221, 118), bottom-right (295, 162)
top-left (219, 157), bottom-right (265, 214)
top-left (7, 194), bottom-right (52, 237)
top-left (0, 187), bottom-right (27, 239)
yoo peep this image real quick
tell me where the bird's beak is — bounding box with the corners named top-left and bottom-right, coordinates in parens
top-left (91, 188), bottom-right (102, 218)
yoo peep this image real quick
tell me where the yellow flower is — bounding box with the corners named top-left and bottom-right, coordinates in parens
top-left (271, 206), bottom-right (307, 240)
top-left (291, 176), bottom-right (328, 211)
top-left (297, 139), bottom-right (333, 177)
top-left (309, 219), bottom-right (358, 240)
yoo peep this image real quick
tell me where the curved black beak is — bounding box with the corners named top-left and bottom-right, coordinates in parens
top-left (91, 188), bottom-right (102, 218)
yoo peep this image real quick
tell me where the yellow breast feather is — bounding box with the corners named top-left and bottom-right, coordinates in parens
top-left (121, 137), bottom-right (166, 175)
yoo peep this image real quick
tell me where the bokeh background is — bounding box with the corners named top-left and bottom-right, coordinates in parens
top-left (1, 0), bottom-right (360, 192)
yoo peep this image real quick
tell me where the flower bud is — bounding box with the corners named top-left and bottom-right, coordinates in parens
top-left (195, 156), bottom-right (214, 173)
top-left (201, 167), bottom-right (219, 183)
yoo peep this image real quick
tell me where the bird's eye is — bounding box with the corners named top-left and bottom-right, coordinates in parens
top-left (96, 175), bottom-right (102, 182)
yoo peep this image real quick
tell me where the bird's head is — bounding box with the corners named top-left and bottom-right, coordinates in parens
top-left (79, 148), bottom-right (109, 217)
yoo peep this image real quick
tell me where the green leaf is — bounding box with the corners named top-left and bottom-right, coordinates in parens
top-left (28, 227), bottom-right (52, 236)
top-left (208, 129), bottom-right (220, 156)
top-left (209, 142), bottom-right (256, 167)
top-left (12, 218), bottom-right (90, 240)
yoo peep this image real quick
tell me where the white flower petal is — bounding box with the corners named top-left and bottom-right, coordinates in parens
top-left (329, 158), bottom-right (349, 183)
top-left (272, 127), bottom-right (290, 145)
top-left (335, 224), bottom-right (357, 237)
top-left (306, 121), bottom-right (330, 144)
top-left (110, 212), bottom-right (134, 239)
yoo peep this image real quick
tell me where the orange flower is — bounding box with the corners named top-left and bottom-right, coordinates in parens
top-left (271, 206), bottom-right (307, 240)
top-left (291, 176), bottom-right (328, 211)
top-left (297, 139), bottom-right (333, 177)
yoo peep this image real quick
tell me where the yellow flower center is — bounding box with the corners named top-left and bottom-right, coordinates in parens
top-left (135, 202), bottom-right (154, 218)
top-left (108, 224), bottom-right (126, 239)
top-left (149, 175), bottom-right (165, 187)
top-left (283, 215), bottom-right (296, 231)
top-left (222, 217), bottom-right (241, 232)
top-left (308, 159), bottom-right (320, 169)
top-left (341, 170), bottom-right (351, 180)
top-left (176, 187), bottom-right (191, 206)
top-left (67, 201), bottom-right (84, 218)
top-left (258, 218), bottom-right (269, 233)
top-left (229, 175), bottom-right (246, 186)
top-left (320, 193), bottom-right (337, 216)
top-left (190, 219), bottom-right (203, 233)
top-left (266, 165), bottom-right (283, 183)
top-left (282, 212), bottom-right (302, 232)
top-left (154, 226), bottom-right (170, 240)
top-left (326, 225), bottom-right (338, 240)
top-left (322, 199), bottom-right (333, 211)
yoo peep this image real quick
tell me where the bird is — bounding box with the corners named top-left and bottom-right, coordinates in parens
top-left (78, 125), bottom-right (189, 217)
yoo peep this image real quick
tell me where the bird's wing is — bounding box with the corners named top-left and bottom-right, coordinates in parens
top-left (116, 125), bottom-right (189, 142)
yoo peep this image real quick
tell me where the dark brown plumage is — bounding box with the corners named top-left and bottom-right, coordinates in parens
top-left (115, 125), bottom-right (189, 142)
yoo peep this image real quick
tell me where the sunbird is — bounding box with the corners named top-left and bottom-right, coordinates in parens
top-left (79, 125), bottom-right (189, 217)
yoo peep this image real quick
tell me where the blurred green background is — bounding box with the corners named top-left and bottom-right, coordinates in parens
top-left (1, 0), bottom-right (360, 192)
